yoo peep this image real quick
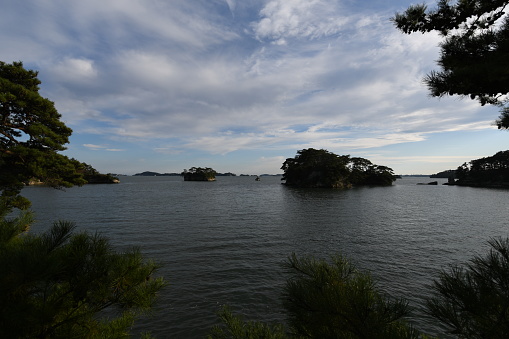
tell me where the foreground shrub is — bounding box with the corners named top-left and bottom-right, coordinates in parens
top-left (0, 208), bottom-right (165, 338)
top-left (427, 237), bottom-right (509, 338)
top-left (210, 254), bottom-right (420, 339)
top-left (283, 254), bottom-right (420, 339)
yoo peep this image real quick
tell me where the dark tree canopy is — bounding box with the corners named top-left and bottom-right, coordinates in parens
top-left (393, 1), bottom-right (509, 128)
top-left (210, 254), bottom-right (421, 339)
top-left (282, 254), bottom-right (419, 339)
top-left (455, 149), bottom-right (509, 185)
top-left (0, 61), bottom-right (164, 338)
top-left (182, 167), bottom-right (217, 181)
top-left (427, 237), bottom-right (509, 337)
top-left (0, 61), bottom-right (86, 209)
top-left (281, 148), bottom-right (396, 188)
top-left (0, 212), bottom-right (165, 338)
top-left (281, 148), bottom-right (351, 188)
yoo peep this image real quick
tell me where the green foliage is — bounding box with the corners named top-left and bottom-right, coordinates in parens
top-left (182, 167), bottom-right (217, 181)
top-left (208, 306), bottom-right (287, 339)
top-left (454, 150), bottom-right (509, 185)
top-left (281, 148), bottom-right (351, 188)
top-left (426, 237), bottom-right (509, 338)
top-left (0, 207), bottom-right (165, 338)
top-left (392, 1), bottom-right (509, 128)
top-left (283, 254), bottom-right (419, 339)
top-left (0, 61), bottom-right (86, 209)
top-left (79, 163), bottom-right (119, 184)
top-left (281, 149), bottom-right (395, 188)
top-left (210, 254), bottom-right (421, 339)
top-left (209, 242), bottom-right (509, 338)
top-left (1, 60), bottom-right (162, 338)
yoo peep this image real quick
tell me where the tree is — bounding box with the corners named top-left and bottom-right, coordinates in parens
top-left (281, 149), bottom-right (396, 188)
top-left (283, 254), bottom-right (419, 339)
top-left (452, 150), bottom-right (509, 186)
top-left (0, 61), bottom-right (86, 209)
top-left (426, 237), bottom-right (509, 338)
top-left (182, 167), bottom-right (217, 181)
top-left (392, 1), bottom-right (509, 128)
top-left (208, 306), bottom-right (287, 339)
top-left (0, 61), bottom-right (164, 337)
top-left (281, 149), bottom-right (352, 188)
top-left (209, 254), bottom-right (421, 339)
top-left (76, 161), bottom-right (120, 184)
top-left (0, 208), bottom-right (165, 338)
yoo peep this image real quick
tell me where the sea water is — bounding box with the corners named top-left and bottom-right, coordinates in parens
top-left (21, 176), bottom-right (509, 338)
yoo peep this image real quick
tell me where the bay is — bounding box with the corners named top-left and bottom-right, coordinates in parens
top-left (21, 176), bottom-right (509, 338)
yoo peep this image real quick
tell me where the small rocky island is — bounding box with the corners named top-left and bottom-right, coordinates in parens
top-left (182, 167), bottom-right (217, 181)
top-left (281, 148), bottom-right (396, 188)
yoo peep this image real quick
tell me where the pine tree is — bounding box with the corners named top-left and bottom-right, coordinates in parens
top-left (426, 237), bottom-right (509, 338)
top-left (0, 60), bottom-right (164, 338)
top-left (0, 206), bottom-right (165, 338)
top-left (0, 61), bottom-right (86, 210)
top-left (283, 254), bottom-right (420, 339)
top-left (393, 1), bottom-right (509, 128)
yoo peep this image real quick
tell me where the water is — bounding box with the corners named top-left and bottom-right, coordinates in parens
top-left (21, 176), bottom-right (509, 338)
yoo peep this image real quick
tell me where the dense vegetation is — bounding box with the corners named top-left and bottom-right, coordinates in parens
top-left (427, 238), bottom-right (509, 338)
top-left (281, 148), bottom-right (396, 188)
top-left (0, 213), bottom-right (164, 338)
top-left (0, 61), bottom-right (88, 209)
top-left (210, 238), bottom-right (509, 338)
top-left (182, 167), bottom-right (217, 181)
top-left (393, 0), bottom-right (509, 128)
top-left (455, 150), bottom-right (509, 186)
top-left (0, 61), bottom-right (164, 338)
top-left (78, 162), bottom-right (119, 183)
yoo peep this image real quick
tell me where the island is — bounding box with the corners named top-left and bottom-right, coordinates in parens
top-left (281, 148), bottom-right (396, 188)
top-left (430, 170), bottom-right (456, 179)
top-left (446, 150), bottom-right (509, 188)
top-left (79, 163), bottom-right (119, 184)
top-left (133, 171), bottom-right (181, 176)
top-left (182, 167), bottom-right (217, 181)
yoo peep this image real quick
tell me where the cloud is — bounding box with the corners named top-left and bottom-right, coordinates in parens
top-left (52, 15), bottom-right (488, 150)
top-left (84, 144), bottom-right (106, 150)
top-left (51, 58), bottom-right (97, 84)
top-left (225, 0), bottom-right (236, 16)
top-left (83, 144), bottom-right (124, 152)
top-left (2, 1), bottom-right (502, 174)
top-left (251, 0), bottom-right (347, 44)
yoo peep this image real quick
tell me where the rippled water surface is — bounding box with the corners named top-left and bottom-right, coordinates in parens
top-left (22, 176), bottom-right (509, 338)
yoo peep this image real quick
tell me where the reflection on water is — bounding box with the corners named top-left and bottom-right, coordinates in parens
top-left (22, 176), bottom-right (509, 338)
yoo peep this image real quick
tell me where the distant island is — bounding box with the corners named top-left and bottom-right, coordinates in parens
top-left (281, 148), bottom-right (396, 188)
top-left (181, 167), bottom-right (216, 181)
top-left (133, 171), bottom-right (284, 177)
top-left (134, 171), bottom-right (181, 176)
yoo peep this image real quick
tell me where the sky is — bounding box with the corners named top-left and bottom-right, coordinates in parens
top-left (2, 0), bottom-right (508, 175)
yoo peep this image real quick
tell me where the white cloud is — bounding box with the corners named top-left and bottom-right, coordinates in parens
top-left (2, 0), bottom-right (503, 174)
top-left (84, 144), bottom-right (106, 150)
top-left (252, 0), bottom-right (347, 44)
top-left (83, 144), bottom-right (124, 152)
top-left (225, 0), bottom-right (236, 15)
top-left (50, 58), bottom-right (97, 84)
